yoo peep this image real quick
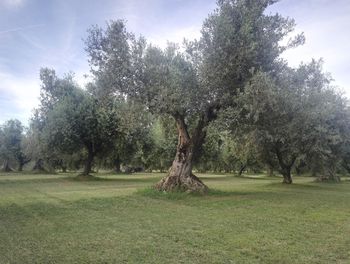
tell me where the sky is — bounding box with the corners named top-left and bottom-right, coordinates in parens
top-left (0, 0), bottom-right (349, 125)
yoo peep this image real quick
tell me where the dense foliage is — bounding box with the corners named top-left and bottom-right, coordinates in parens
top-left (1, 0), bottom-right (349, 188)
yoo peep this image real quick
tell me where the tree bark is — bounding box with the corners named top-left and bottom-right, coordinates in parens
top-left (82, 147), bottom-right (94, 176)
top-left (275, 146), bottom-right (295, 184)
top-left (114, 156), bottom-right (121, 173)
top-left (1, 159), bottom-right (12, 172)
top-left (267, 165), bottom-right (274, 177)
top-left (155, 115), bottom-right (208, 193)
top-left (342, 161), bottom-right (350, 174)
top-left (238, 164), bottom-right (246, 176)
top-left (282, 167), bottom-right (293, 184)
top-left (17, 156), bottom-right (31, 172)
top-left (32, 159), bottom-right (46, 172)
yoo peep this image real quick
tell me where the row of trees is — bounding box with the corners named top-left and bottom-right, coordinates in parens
top-left (1, 0), bottom-right (350, 192)
top-left (0, 76), bottom-right (175, 175)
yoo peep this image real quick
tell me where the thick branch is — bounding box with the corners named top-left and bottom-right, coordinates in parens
top-left (191, 104), bottom-right (220, 162)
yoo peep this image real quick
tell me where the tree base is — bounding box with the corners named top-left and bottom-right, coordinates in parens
top-left (282, 177), bottom-right (293, 184)
top-left (32, 168), bottom-right (49, 174)
top-left (154, 173), bottom-right (208, 194)
top-left (1, 167), bottom-right (13, 173)
top-left (32, 160), bottom-right (47, 174)
top-left (75, 174), bottom-right (98, 181)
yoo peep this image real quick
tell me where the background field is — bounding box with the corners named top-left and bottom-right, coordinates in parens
top-left (0, 172), bottom-right (349, 263)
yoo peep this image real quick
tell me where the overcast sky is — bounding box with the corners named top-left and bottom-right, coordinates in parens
top-left (0, 0), bottom-right (349, 125)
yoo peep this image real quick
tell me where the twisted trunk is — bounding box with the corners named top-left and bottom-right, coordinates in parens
top-left (275, 146), bottom-right (296, 184)
top-left (155, 115), bottom-right (208, 193)
top-left (18, 155), bottom-right (31, 172)
top-left (32, 159), bottom-right (46, 172)
top-left (238, 164), bottom-right (246, 176)
top-left (281, 167), bottom-right (293, 184)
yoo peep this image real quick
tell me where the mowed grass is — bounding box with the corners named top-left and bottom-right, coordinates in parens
top-left (0, 172), bottom-right (350, 263)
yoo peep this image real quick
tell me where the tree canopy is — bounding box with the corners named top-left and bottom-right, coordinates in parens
top-left (0, 119), bottom-right (24, 172)
top-left (1, 0), bottom-right (349, 190)
top-left (228, 60), bottom-right (350, 183)
top-left (84, 0), bottom-right (305, 192)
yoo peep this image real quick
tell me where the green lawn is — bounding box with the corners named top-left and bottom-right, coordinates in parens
top-left (0, 172), bottom-right (349, 263)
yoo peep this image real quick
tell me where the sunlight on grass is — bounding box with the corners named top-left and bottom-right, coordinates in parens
top-left (1, 172), bottom-right (349, 263)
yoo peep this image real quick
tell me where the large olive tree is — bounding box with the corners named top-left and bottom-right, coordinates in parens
top-left (85, 0), bottom-right (302, 192)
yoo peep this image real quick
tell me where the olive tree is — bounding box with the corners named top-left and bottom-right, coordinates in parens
top-left (232, 60), bottom-right (349, 183)
top-left (0, 119), bottom-right (24, 172)
top-left (85, 0), bottom-right (303, 192)
top-left (33, 68), bottom-right (121, 176)
top-left (43, 83), bottom-right (120, 176)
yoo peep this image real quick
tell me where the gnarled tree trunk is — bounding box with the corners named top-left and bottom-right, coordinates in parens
top-left (32, 159), bottom-right (46, 172)
top-left (238, 164), bottom-right (246, 176)
top-left (1, 159), bottom-right (12, 172)
top-left (281, 166), bottom-right (293, 184)
top-left (18, 156), bottom-right (31, 172)
top-left (275, 146), bottom-right (296, 184)
top-left (61, 165), bottom-right (67, 173)
top-left (155, 115), bottom-right (208, 193)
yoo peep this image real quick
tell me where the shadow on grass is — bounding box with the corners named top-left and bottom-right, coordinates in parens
top-left (199, 175), bottom-right (234, 181)
top-left (0, 177), bottom-right (68, 185)
top-left (137, 187), bottom-right (263, 201)
top-left (0, 171), bottom-right (56, 176)
top-left (199, 174), bottom-right (281, 181)
top-left (233, 174), bottom-right (282, 180)
top-left (0, 172), bottom-right (162, 182)
top-left (97, 171), bottom-right (137, 176)
top-left (264, 181), bottom-right (349, 191)
top-left (68, 175), bottom-right (162, 183)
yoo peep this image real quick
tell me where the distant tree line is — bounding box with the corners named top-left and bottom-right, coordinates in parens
top-left (1, 0), bottom-right (350, 192)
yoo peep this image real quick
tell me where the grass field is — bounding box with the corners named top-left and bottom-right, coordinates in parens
top-left (0, 172), bottom-right (350, 263)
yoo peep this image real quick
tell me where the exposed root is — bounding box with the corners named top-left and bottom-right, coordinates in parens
top-left (155, 173), bottom-right (208, 194)
top-left (282, 175), bottom-right (293, 184)
top-left (282, 178), bottom-right (293, 184)
top-left (0, 167), bottom-right (13, 173)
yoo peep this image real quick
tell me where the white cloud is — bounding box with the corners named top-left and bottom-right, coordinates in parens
top-left (148, 26), bottom-right (201, 48)
top-left (268, 0), bottom-right (350, 96)
top-left (1, 0), bottom-right (349, 127)
top-left (0, 0), bottom-right (26, 9)
top-left (0, 70), bottom-right (40, 125)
